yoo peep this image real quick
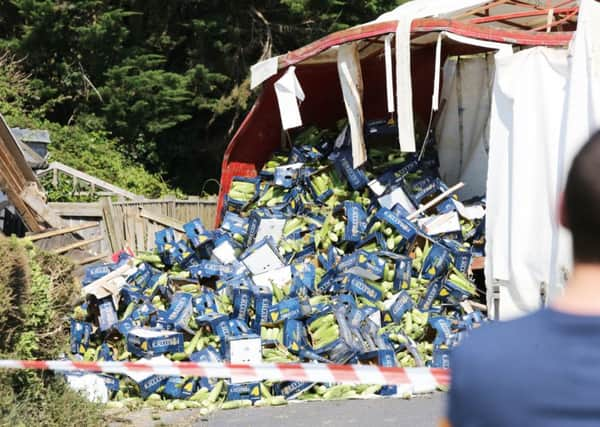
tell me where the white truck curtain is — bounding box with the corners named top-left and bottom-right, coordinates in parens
top-left (486, 0), bottom-right (600, 320)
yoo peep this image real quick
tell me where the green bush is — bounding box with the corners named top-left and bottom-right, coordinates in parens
top-left (0, 53), bottom-right (175, 200)
top-left (0, 237), bottom-right (104, 426)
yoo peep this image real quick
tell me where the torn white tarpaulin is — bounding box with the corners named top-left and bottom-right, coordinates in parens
top-left (250, 56), bottom-right (280, 89)
top-left (486, 46), bottom-right (569, 320)
top-left (436, 55), bottom-right (494, 200)
top-left (337, 43), bottom-right (367, 168)
top-left (432, 32), bottom-right (512, 112)
top-left (549, 0), bottom-right (600, 300)
top-left (372, 0), bottom-right (488, 152)
top-left (66, 373), bottom-right (109, 403)
top-left (274, 66), bottom-right (305, 130)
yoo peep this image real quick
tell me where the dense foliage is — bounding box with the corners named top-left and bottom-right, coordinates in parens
top-left (0, 0), bottom-right (404, 194)
top-left (0, 237), bottom-right (104, 426)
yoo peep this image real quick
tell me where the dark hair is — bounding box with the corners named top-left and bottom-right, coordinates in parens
top-left (564, 130), bottom-right (600, 263)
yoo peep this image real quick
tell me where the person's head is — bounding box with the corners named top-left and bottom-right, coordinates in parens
top-left (562, 130), bottom-right (600, 263)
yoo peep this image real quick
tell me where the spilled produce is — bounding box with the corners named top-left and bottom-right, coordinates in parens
top-left (69, 121), bottom-right (487, 411)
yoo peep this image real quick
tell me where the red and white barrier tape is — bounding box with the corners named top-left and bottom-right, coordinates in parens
top-left (0, 360), bottom-right (449, 387)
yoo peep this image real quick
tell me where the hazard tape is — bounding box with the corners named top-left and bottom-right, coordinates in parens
top-left (0, 360), bottom-right (449, 387)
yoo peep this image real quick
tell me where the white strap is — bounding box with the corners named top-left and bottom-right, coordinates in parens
top-left (384, 34), bottom-right (395, 113)
top-left (432, 33), bottom-right (443, 112)
top-left (395, 17), bottom-right (416, 152)
top-left (338, 43), bottom-right (367, 167)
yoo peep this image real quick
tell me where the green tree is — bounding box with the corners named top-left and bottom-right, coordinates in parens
top-left (0, 0), bottom-right (406, 193)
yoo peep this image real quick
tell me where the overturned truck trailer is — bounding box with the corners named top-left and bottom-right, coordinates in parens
top-left (217, 0), bottom-right (600, 320)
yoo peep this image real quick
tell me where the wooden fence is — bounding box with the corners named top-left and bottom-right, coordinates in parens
top-left (48, 196), bottom-right (218, 257)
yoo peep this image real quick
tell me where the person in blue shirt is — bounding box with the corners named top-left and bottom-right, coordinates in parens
top-left (447, 130), bottom-right (600, 427)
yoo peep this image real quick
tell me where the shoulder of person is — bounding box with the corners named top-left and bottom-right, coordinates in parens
top-left (452, 309), bottom-right (546, 364)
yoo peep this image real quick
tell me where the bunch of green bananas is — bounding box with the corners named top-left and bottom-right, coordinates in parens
top-left (262, 346), bottom-right (298, 363)
top-left (229, 180), bottom-right (258, 203)
top-left (308, 313), bottom-right (339, 349)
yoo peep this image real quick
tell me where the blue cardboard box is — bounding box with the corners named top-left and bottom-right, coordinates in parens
top-left (126, 328), bottom-right (184, 358)
top-left (305, 174), bottom-right (334, 204)
top-left (172, 240), bottom-right (200, 268)
top-left (183, 218), bottom-right (213, 250)
top-left (389, 291), bottom-right (414, 323)
top-left (226, 382), bottom-right (261, 402)
top-left (99, 374), bottom-right (120, 392)
top-left (283, 319), bottom-right (309, 352)
top-left (224, 320), bottom-right (261, 368)
top-left (393, 256), bottom-right (413, 291)
top-left (130, 302), bottom-right (158, 323)
top-left (193, 291), bottom-right (218, 316)
top-left (227, 177), bottom-right (260, 208)
top-left (273, 381), bottom-right (315, 400)
top-left (430, 316), bottom-right (453, 346)
top-left (232, 284), bottom-right (253, 323)
top-left (246, 210), bottom-right (287, 247)
top-left (418, 278), bottom-right (444, 312)
top-left (357, 232), bottom-right (387, 252)
top-left (441, 280), bottom-right (473, 302)
top-left (431, 346), bottom-right (451, 369)
top-left (196, 312), bottom-right (231, 339)
top-left (164, 377), bottom-right (197, 399)
top-left (98, 297), bottom-right (118, 332)
top-left (128, 356), bottom-right (170, 398)
top-left (70, 319), bottom-right (92, 354)
top-left (221, 212), bottom-right (249, 236)
top-left (83, 264), bottom-right (114, 286)
top-left (188, 260), bottom-right (234, 279)
top-left (116, 319), bottom-right (135, 337)
top-left (344, 274), bottom-right (382, 302)
top-left (333, 149), bottom-right (368, 190)
top-left (155, 228), bottom-right (177, 266)
top-left (120, 287), bottom-right (146, 307)
top-left (211, 235), bottom-right (240, 264)
top-left (421, 242), bottom-right (451, 280)
top-left (97, 343), bottom-right (114, 361)
top-left (240, 237), bottom-right (285, 276)
top-left (290, 263), bottom-right (315, 297)
top-left (251, 285), bottom-right (273, 332)
top-left (126, 263), bottom-right (154, 288)
top-left (338, 250), bottom-right (385, 281)
top-left (442, 239), bottom-right (472, 274)
top-left (408, 176), bottom-right (438, 205)
top-left (274, 163), bottom-right (304, 188)
top-left (163, 292), bottom-right (194, 332)
top-left (373, 208), bottom-right (418, 250)
top-left (341, 201), bottom-right (367, 242)
top-left (267, 297), bottom-right (311, 324)
top-left (190, 346), bottom-right (222, 390)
